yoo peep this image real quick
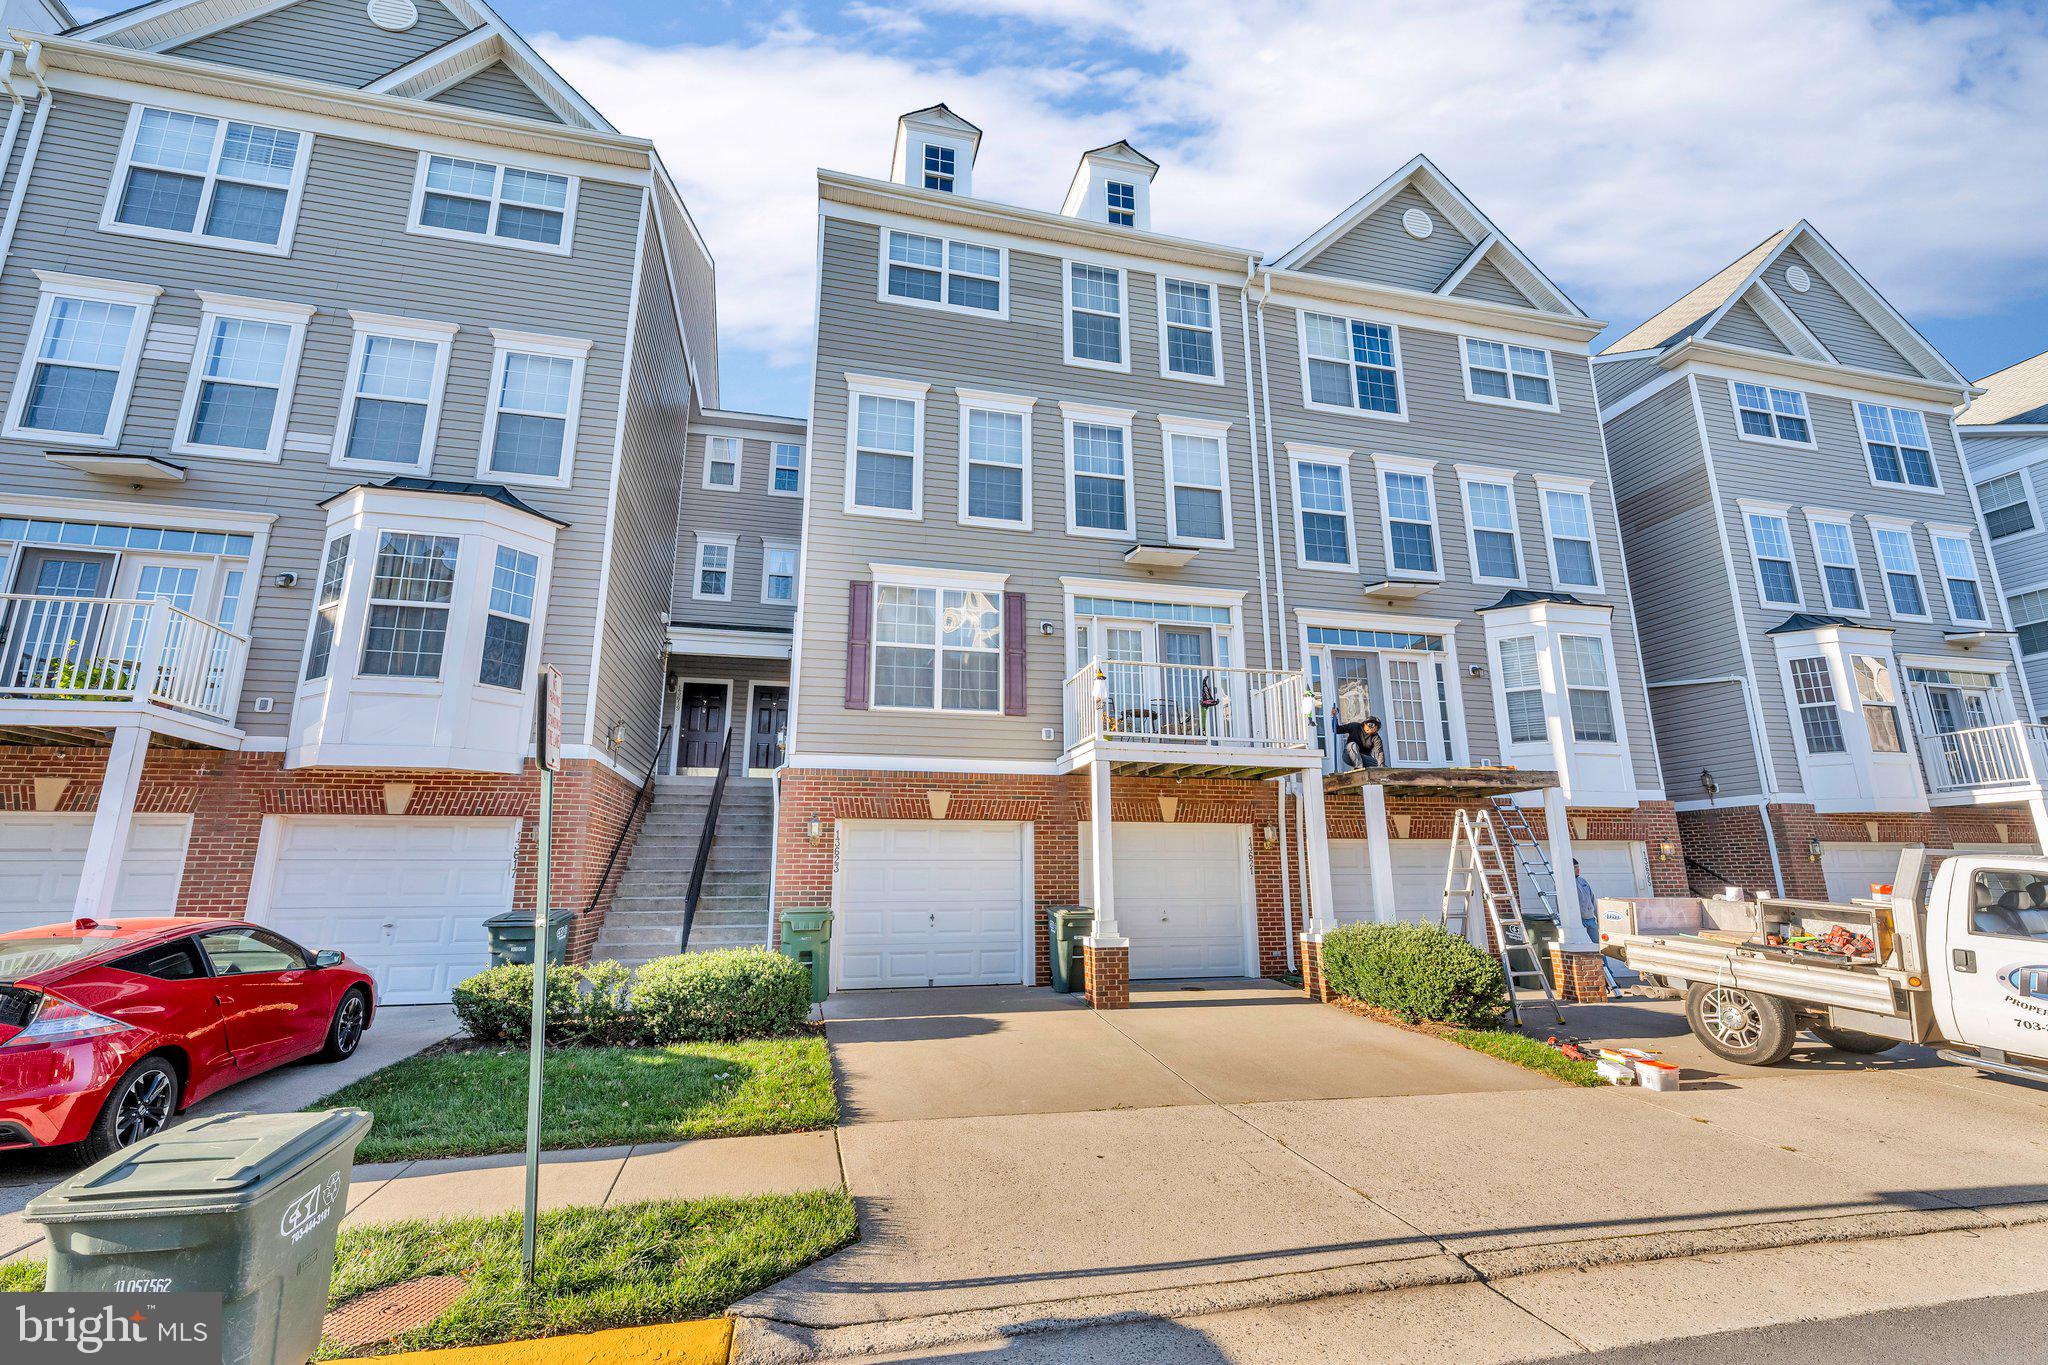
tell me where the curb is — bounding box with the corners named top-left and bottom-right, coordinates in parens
top-left (365, 1318), bottom-right (731, 1365)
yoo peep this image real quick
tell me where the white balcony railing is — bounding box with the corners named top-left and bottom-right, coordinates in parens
top-left (0, 594), bottom-right (248, 725)
top-left (1063, 658), bottom-right (1310, 753)
top-left (1919, 720), bottom-right (2048, 795)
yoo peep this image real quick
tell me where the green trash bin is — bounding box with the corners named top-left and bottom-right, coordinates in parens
top-left (26, 1108), bottom-right (372, 1365)
top-left (485, 906), bottom-right (574, 967)
top-left (780, 907), bottom-right (833, 1004)
top-left (1048, 905), bottom-right (1093, 994)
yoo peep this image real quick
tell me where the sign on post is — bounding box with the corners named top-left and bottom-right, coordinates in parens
top-left (523, 665), bottom-right (563, 1280)
top-left (537, 664), bottom-right (563, 772)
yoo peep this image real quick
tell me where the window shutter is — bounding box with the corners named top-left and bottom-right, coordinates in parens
top-left (1003, 592), bottom-right (1027, 716)
top-left (845, 581), bottom-right (872, 710)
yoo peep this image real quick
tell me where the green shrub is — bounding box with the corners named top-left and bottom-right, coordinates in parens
top-left (453, 961), bottom-right (639, 1047)
top-left (1319, 922), bottom-right (1506, 1028)
top-left (630, 948), bottom-right (811, 1043)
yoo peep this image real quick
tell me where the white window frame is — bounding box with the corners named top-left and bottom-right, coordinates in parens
top-left (703, 434), bottom-right (742, 491)
top-left (479, 544), bottom-right (540, 692)
top-left (1460, 336), bottom-right (1558, 412)
top-left (1156, 276), bottom-right (1224, 386)
top-left (1062, 259), bottom-right (1130, 374)
top-left (2009, 585), bottom-right (2048, 658)
top-left (1456, 464), bottom-right (1526, 588)
top-left (1739, 500), bottom-right (1805, 610)
top-left (1804, 511), bottom-right (1869, 618)
top-left (1929, 525), bottom-right (1989, 624)
top-left (1856, 401), bottom-right (1943, 493)
top-left (1787, 653), bottom-right (1847, 756)
top-left (1160, 414), bottom-right (1234, 549)
top-left (406, 151), bottom-right (578, 257)
top-left (876, 228), bottom-right (1008, 320)
top-left (1868, 516), bottom-right (1932, 621)
top-left (1061, 400), bottom-right (1137, 540)
top-left (329, 310), bottom-right (457, 474)
top-left (692, 533), bottom-right (735, 603)
top-left (1494, 634), bottom-right (1548, 746)
top-left (4, 271), bottom-right (162, 449)
top-left (475, 328), bottom-right (591, 490)
top-left (844, 373), bottom-right (929, 521)
top-left (1534, 475), bottom-right (1605, 593)
top-left (955, 387), bottom-right (1034, 532)
top-left (761, 539), bottom-right (798, 606)
top-left (1726, 378), bottom-right (1816, 449)
top-left (1288, 444), bottom-right (1357, 573)
top-left (770, 441), bottom-right (804, 497)
top-left (170, 291), bottom-right (313, 463)
top-left (921, 143), bottom-right (956, 193)
top-left (1297, 309), bottom-right (1406, 422)
top-left (1372, 452), bottom-right (1444, 582)
top-left (868, 563), bottom-right (1009, 716)
top-left (1975, 469), bottom-right (2039, 542)
top-left (1559, 631), bottom-right (1623, 748)
top-left (99, 101), bottom-right (314, 257)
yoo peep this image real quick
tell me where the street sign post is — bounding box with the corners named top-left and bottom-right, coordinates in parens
top-left (522, 665), bottom-right (563, 1281)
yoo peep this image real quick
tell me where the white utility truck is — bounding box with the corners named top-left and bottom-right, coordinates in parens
top-left (1598, 848), bottom-right (2048, 1080)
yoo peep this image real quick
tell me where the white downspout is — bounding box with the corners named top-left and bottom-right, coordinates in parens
top-left (1252, 271), bottom-right (1291, 671)
top-left (0, 43), bottom-right (51, 280)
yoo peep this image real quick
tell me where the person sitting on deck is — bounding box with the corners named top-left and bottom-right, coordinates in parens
top-left (1335, 714), bottom-right (1387, 770)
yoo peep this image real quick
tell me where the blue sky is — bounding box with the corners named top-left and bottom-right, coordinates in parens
top-left (501, 0), bottom-right (2048, 416)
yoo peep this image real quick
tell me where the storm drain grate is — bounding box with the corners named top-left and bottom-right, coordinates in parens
top-left (321, 1273), bottom-right (470, 1350)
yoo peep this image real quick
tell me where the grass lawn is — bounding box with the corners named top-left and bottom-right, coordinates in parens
top-left (1447, 1027), bottom-right (1602, 1086)
top-left (0, 1260), bottom-right (42, 1292)
top-left (318, 1036), bottom-right (837, 1163)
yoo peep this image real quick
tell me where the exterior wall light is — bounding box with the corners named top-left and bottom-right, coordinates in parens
top-left (806, 814), bottom-right (824, 842)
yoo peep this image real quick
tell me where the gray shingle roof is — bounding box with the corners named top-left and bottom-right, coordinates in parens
top-left (1602, 229), bottom-right (1789, 356)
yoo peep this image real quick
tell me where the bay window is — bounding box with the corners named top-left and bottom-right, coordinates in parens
top-left (106, 105), bottom-right (308, 251)
top-left (480, 547), bottom-right (538, 689)
top-left (1790, 656), bottom-right (1845, 754)
top-left (1560, 634), bottom-right (1617, 743)
top-left (1496, 636), bottom-right (1546, 743)
top-left (303, 534), bottom-right (350, 682)
top-left (360, 532), bottom-right (457, 678)
top-left (1854, 655), bottom-right (1903, 753)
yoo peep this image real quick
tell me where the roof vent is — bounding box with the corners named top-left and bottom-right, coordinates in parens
top-left (367, 0), bottom-right (419, 31)
top-left (1401, 207), bottom-right (1433, 239)
top-left (1785, 264), bottom-right (1812, 293)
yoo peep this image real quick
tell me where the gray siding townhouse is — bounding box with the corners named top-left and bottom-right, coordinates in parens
top-left (0, 0), bottom-right (719, 1005)
top-left (1598, 225), bottom-right (2039, 904)
top-left (775, 108), bottom-right (1683, 1008)
top-left (1961, 350), bottom-right (2048, 725)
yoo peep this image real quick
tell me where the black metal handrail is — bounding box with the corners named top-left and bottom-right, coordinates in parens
top-left (584, 723), bottom-right (671, 920)
top-left (678, 721), bottom-right (737, 952)
top-left (1683, 852), bottom-right (1751, 895)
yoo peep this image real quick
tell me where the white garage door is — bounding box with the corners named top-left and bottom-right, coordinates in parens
top-left (1329, 839), bottom-right (1454, 927)
top-left (1081, 824), bottom-right (1250, 979)
top-left (1951, 842), bottom-right (2041, 856)
top-left (0, 814), bottom-right (191, 933)
top-left (1822, 844), bottom-right (1911, 903)
top-left (251, 818), bottom-right (519, 1006)
top-left (1533, 841), bottom-right (1649, 921)
top-left (836, 822), bottom-right (1028, 990)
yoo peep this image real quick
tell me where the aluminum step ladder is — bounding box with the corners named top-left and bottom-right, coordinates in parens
top-left (1487, 794), bottom-right (1618, 991)
top-left (1442, 807), bottom-right (1565, 1028)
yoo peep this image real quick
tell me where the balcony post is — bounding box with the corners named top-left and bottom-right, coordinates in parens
top-left (1083, 756), bottom-right (1120, 945)
top-left (1299, 769), bottom-right (1339, 936)
top-left (73, 724), bottom-right (149, 921)
top-left (1548, 786), bottom-right (1593, 950)
top-left (132, 600), bottom-right (172, 702)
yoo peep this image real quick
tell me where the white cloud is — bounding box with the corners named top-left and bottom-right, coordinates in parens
top-left (539, 0), bottom-right (2048, 396)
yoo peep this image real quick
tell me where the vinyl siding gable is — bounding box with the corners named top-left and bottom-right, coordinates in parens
top-left (1448, 256), bottom-right (1535, 309)
top-left (169, 0), bottom-right (475, 89)
top-left (1704, 296), bottom-right (1790, 354)
top-left (430, 63), bottom-right (564, 124)
top-left (1291, 185), bottom-right (1476, 293)
top-left (1764, 246), bottom-right (1918, 378)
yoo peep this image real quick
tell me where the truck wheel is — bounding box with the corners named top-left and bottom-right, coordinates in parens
top-left (1810, 1024), bottom-right (1897, 1055)
top-left (1686, 983), bottom-right (1798, 1065)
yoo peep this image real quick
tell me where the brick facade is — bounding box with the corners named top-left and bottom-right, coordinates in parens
top-left (1677, 800), bottom-right (2042, 900)
top-left (1079, 941), bottom-right (1129, 1010)
top-left (0, 744), bottom-right (646, 961)
top-left (1547, 944), bottom-right (1609, 1004)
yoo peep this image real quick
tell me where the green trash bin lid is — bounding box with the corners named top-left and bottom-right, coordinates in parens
top-left (781, 907), bottom-right (833, 932)
top-left (26, 1109), bottom-right (372, 1224)
top-left (484, 907), bottom-right (575, 928)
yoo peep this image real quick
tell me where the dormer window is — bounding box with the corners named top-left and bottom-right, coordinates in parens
top-left (923, 144), bottom-right (956, 193)
top-left (1106, 181), bottom-right (1136, 227)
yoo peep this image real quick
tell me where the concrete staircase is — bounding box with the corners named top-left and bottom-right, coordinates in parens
top-left (593, 777), bottom-right (776, 968)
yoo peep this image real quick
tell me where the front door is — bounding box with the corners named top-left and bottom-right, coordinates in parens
top-left (1158, 628), bottom-right (1212, 738)
top-left (749, 686), bottom-right (789, 772)
top-left (676, 683), bottom-right (728, 772)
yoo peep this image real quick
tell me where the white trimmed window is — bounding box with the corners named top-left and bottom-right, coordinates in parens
top-left (1742, 507), bottom-right (1803, 607)
top-left (772, 442), bottom-right (803, 495)
top-left (1931, 529), bottom-right (1987, 623)
top-left (1065, 404), bottom-right (1134, 537)
top-left (883, 230), bottom-right (1003, 315)
top-left (1459, 470), bottom-right (1523, 585)
top-left (762, 541), bottom-right (797, 605)
top-left (873, 578), bottom-right (1003, 713)
top-left (1161, 418), bottom-right (1232, 547)
top-left (1537, 481), bottom-right (1602, 590)
top-left (1871, 522), bottom-right (1929, 618)
top-left (332, 313), bottom-right (455, 472)
top-left (1159, 278), bottom-right (1220, 381)
top-left (172, 293), bottom-right (312, 461)
top-left (1978, 471), bottom-right (2037, 540)
top-left (1462, 338), bottom-right (1553, 408)
top-left (1789, 656), bottom-right (1845, 754)
top-left (480, 331), bottom-right (590, 487)
top-left (1496, 636), bottom-right (1546, 744)
top-left (704, 435), bottom-right (740, 489)
top-left (1289, 447), bottom-right (1355, 571)
top-left (360, 531), bottom-right (457, 678)
top-left (6, 273), bottom-right (160, 447)
top-left (1302, 311), bottom-right (1402, 416)
top-left (302, 533), bottom-right (350, 682)
top-left (412, 153), bottom-right (575, 252)
top-left (1730, 381), bottom-right (1813, 445)
top-left (957, 390), bottom-right (1032, 529)
top-left (1561, 634), bottom-right (1618, 743)
top-left (481, 546), bottom-right (539, 689)
top-left (1857, 403), bottom-right (1938, 489)
top-left (1066, 262), bottom-right (1127, 369)
top-left (1105, 180), bottom-right (1136, 227)
top-left (1854, 655), bottom-right (1904, 753)
top-left (1376, 456), bottom-right (1441, 579)
top-left (922, 144), bottom-right (955, 192)
top-left (2010, 588), bottom-right (2048, 656)
top-left (693, 534), bottom-right (734, 602)
top-left (846, 378), bottom-right (926, 519)
top-left (1808, 516), bottom-right (1866, 614)
top-left (105, 105), bottom-right (308, 252)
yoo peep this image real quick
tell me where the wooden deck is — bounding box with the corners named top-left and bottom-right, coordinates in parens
top-left (1323, 765), bottom-right (1559, 797)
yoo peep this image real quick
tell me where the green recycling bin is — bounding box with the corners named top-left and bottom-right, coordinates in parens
top-left (485, 906), bottom-right (574, 967)
top-left (780, 907), bottom-right (833, 1004)
top-left (1048, 905), bottom-right (1093, 994)
top-left (26, 1108), bottom-right (372, 1365)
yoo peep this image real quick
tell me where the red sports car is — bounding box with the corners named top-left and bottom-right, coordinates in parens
top-left (0, 917), bottom-right (375, 1162)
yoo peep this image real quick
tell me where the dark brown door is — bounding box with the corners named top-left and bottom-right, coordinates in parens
top-left (677, 683), bottom-right (728, 770)
top-left (749, 686), bottom-right (789, 771)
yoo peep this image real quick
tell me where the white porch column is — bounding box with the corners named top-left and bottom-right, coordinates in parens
top-left (1546, 786), bottom-right (1592, 950)
top-left (1360, 780), bottom-right (1396, 927)
top-left (73, 724), bottom-right (148, 921)
top-left (1084, 757), bottom-right (1122, 944)
top-left (1299, 769), bottom-right (1338, 936)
